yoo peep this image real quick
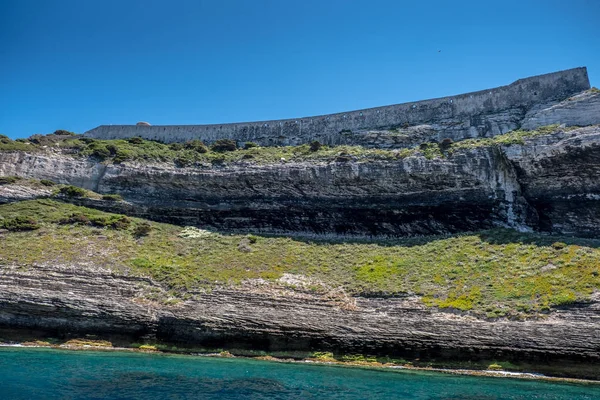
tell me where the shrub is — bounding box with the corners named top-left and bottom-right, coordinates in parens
top-left (174, 156), bottom-right (193, 167)
top-left (58, 185), bottom-right (87, 198)
top-left (111, 216), bottom-right (132, 230)
top-left (211, 156), bottom-right (226, 165)
top-left (113, 149), bottom-right (134, 163)
top-left (487, 363), bottom-right (503, 371)
top-left (244, 142), bottom-right (258, 149)
top-left (133, 222), bottom-right (153, 237)
top-left (242, 154), bottom-right (254, 159)
top-left (3, 216), bottom-right (40, 231)
top-left (335, 155), bottom-right (353, 162)
top-left (169, 143), bottom-right (184, 151)
top-left (90, 145), bottom-right (111, 160)
top-left (309, 141), bottom-right (322, 152)
top-left (52, 129), bottom-right (76, 136)
top-left (0, 134), bottom-right (11, 144)
top-left (0, 176), bottom-right (20, 185)
top-left (211, 139), bottom-right (237, 152)
top-left (184, 140), bottom-right (208, 153)
top-left (551, 242), bottom-right (567, 250)
top-left (102, 194), bottom-right (123, 202)
top-left (439, 138), bottom-right (454, 150)
top-left (89, 215), bottom-right (131, 230)
top-left (247, 235), bottom-right (258, 244)
top-left (40, 179), bottom-right (55, 186)
top-left (105, 144), bottom-right (119, 155)
top-left (59, 213), bottom-right (90, 225)
top-left (128, 137), bottom-right (144, 145)
top-left (28, 134), bottom-right (43, 144)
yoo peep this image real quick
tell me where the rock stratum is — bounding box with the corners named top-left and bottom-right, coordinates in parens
top-left (1, 72), bottom-right (600, 379)
top-left (0, 263), bottom-right (599, 378)
top-left (2, 123), bottom-right (600, 237)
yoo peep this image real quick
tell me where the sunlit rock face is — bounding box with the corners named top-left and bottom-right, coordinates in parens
top-left (2, 124), bottom-right (600, 238)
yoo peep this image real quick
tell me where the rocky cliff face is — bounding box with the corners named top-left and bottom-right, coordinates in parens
top-left (1, 85), bottom-right (600, 380)
top-left (1, 264), bottom-right (598, 378)
top-left (2, 125), bottom-right (600, 237)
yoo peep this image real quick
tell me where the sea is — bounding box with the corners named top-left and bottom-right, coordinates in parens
top-left (0, 347), bottom-right (598, 399)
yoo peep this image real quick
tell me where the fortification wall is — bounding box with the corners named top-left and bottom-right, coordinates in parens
top-left (84, 67), bottom-right (590, 147)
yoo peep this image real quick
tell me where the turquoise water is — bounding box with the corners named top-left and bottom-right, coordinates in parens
top-left (0, 348), bottom-right (599, 399)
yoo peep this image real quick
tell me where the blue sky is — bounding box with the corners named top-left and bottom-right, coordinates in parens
top-left (1, 0), bottom-right (599, 139)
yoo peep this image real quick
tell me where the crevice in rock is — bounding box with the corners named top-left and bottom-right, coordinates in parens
top-left (490, 145), bottom-right (539, 231)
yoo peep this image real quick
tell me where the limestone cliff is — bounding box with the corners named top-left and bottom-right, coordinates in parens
top-left (2, 125), bottom-right (600, 237)
top-left (1, 80), bottom-right (600, 380)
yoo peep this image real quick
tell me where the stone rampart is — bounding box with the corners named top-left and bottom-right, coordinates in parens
top-left (84, 67), bottom-right (590, 147)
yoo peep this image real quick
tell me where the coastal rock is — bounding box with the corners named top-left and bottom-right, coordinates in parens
top-left (0, 264), bottom-right (598, 378)
top-left (522, 90), bottom-right (600, 130)
top-left (2, 126), bottom-right (600, 237)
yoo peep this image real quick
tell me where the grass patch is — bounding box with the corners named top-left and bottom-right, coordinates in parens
top-left (450, 125), bottom-right (569, 151)
top-left (1, 200), bottom-right (599, 317)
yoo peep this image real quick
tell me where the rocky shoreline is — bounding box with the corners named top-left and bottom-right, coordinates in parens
top-left (2, 342), bottom-right (599, 386)
top-left (0, 262), bottom-right (598, 380)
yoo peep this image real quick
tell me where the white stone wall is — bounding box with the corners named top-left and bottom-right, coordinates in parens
top-left (85, 67), bottom-right (590, 146)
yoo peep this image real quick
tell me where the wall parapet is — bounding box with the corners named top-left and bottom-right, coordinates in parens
top-left (84, 67), bottom-right (590, 147)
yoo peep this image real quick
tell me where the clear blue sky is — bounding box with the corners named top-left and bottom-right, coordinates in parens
top-left (1, 0), bottom-right (599, 139)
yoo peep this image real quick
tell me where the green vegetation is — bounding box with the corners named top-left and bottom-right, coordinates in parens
top-left (0, 176), bottom-right (21, 185)
top-left (309, 140), bottom-right (322, 152)
top-left (62, 136), bottom-right (402, 164)
top-left (52, 129), bottom-right (77, 136)
top-left (211, 139), bottom-right (237, 152)
top-left (589, 87), bottom-right (600, 94)
top-left (102, 194), bottom-right (123, 202)
top-left (1, 199), bottom-right (599, 318)
top-left (0, 124), bottom-right (581, 165)
top-left (58, 185), bottom-right (87, 198)
top-left (40, 179), bottom-right (56, 187)
top-left (133, 222), bottom-right (153, 237)
top-left (449, 125), bottom-right (568, 151)
top-left (2, 215), bottom-right (40, 231)
top-left (0, 135), bottom-right (33, 152)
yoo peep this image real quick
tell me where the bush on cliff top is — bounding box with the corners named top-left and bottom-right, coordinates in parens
top-left (1, 199), bottom-right (600, 318)
top-left (0, 135), bottom-right (33, 152)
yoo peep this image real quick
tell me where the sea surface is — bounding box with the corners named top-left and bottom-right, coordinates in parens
top-left (0, 347), bottom-right (599, 399)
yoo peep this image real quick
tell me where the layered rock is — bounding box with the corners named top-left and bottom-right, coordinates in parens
top-left (1, 264), bottom-right (598, 378)
top-left (2, 77), bottom-right (600, 380)
top-left (2, 125), bottom-right (600, 237)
